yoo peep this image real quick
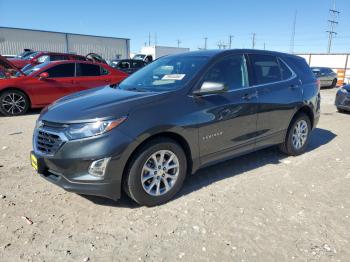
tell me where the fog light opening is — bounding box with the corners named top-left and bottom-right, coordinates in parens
top-left (88, 157), bottom-right (111, 177)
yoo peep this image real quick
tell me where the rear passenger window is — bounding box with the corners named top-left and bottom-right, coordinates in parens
top-left (250, 54), bottom-right (282, 84)
top-left (279, 58), bottom-right (294, 80)
top-left (204, 55), bottom-right (249, 90)
top-left (50, 55), bottom-right (67, 61)
top-left (100, 66), bottom-right (109, 75)
top-left (77, 63), bottom-right (101, 76)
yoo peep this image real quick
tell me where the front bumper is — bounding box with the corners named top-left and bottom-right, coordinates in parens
top-left (31, 129), bottom-right (134, 201)
top-left (335, 90), bottom-right (350, 111)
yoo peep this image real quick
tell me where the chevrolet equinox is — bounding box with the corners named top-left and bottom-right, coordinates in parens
top-left (31, 50), bottom-right (320, 206)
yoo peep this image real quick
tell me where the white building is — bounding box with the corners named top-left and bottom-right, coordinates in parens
top-left (0, 27), bottom-right (130, 60)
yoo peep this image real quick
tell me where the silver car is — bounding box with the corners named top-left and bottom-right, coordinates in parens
top-left (311, 67), bottom-right (338, 88)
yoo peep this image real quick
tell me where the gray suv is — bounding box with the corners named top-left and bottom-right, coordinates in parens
top-left (31, 50), bottom-right (320, 206)
top-left (311, 67), bottom-right (338, 88)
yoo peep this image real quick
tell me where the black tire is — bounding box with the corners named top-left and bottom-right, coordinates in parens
top-left (279, 113), bottom-right (311, 156)
top-left (123, 138), bottom-right (187, 206)
top-left (337, 108), bottom-right (346, 113)
top-left (0, 90), bottom-right (30, 116)
top-left (331, 78), bottom-right (337, 88)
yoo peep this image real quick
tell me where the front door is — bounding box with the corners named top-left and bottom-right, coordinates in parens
top-left (196, 54), bottom-right (258, 165)
top-left (29, 63), bottom-right (76, 106)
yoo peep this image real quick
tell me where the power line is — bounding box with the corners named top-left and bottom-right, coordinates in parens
top-left (327, 0), bottom-right (340, 53)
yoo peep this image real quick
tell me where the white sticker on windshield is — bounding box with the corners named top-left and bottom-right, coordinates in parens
top-left (162, 74), bottom-right (186, 80)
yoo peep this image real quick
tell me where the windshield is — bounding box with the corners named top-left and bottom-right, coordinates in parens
top-left (22, 62), bottom-right (48, 76)
top-left (119, 55), bottom-right (209, 92)
top-left (133, 54), bottom-right (146, 60)
top-left (24, 51), bottom-right (39, 60)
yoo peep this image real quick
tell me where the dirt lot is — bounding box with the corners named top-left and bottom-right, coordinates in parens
top-left (0, 88), bottom-right (349, 262)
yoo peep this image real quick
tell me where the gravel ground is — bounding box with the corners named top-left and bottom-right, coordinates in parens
top-left (0, 88), bottom-right (349, 262)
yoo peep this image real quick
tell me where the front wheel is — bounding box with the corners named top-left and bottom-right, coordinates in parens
top-left (279, 113), bottom-right (311, 156)
top-left (124, 138), bottom-right (187, 206)
top-left (0, 90), bottom-right (30, 116)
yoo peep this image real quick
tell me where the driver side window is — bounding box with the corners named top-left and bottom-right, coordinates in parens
top-left (204, 55), bottom-right (249, 90)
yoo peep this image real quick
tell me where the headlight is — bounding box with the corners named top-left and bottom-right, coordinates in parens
top-left (64, 117), bottom-right (127, 140)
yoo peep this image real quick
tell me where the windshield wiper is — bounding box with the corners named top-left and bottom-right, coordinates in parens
top-left (123, 87), bottom-right (148, 92)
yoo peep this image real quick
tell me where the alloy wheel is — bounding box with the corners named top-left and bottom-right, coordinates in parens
top-left (1, 92), bottom-right (27, 115)
top-left (141, 150), bottom-right (179, 196)
top-left (292, 120), bottom-right (308, 150)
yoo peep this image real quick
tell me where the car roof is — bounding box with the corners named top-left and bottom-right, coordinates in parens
top-left (35, 51), bottom-right (85, 57)
top-left (167, 49), bottom-right (300, 59)
top-left (44, 60), bottom-right (105, 66)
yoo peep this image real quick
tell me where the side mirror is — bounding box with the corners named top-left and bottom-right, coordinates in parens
top-left (31, 58), bottom-right (38, 64)
top-left (193, 81), bottom-right (228, 96)
top-left (39, 72), bottom-right (49, 80)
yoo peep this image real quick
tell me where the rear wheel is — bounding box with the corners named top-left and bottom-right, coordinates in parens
top-left (331, 78), bottom-right (337, 88)
top-left (0, 90), bottom-right (30, 116)
top-left (279, 113), bottom-right (311, 156)
top-left (124, 138), bottom-right (187, 206)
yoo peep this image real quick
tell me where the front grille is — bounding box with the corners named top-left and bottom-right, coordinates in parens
top-left (35, 130), bottom-right (64, 155)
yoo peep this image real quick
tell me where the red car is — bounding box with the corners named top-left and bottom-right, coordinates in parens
top-left (0, 56), bottom-right (128, 116)
top-left (9, 51), bottom-right (88, 69)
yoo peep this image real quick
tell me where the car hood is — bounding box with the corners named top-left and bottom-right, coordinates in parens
top-left (40, 86), bottom-right (169, 123)
top-left (342, 84), bottom-right (350, 91)
top-left (0, 55), bottom-right (24, 75)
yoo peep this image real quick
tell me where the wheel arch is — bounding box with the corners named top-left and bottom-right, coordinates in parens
top-left (0, 87), bottom-right (32, 108)
top-left (291, 105), bottom-right (315, 129)
top-left (121, 131), bottom-right (193, 188)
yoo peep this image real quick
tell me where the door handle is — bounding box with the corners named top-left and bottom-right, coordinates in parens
top-left (242, 92), bottom-right (257, 101)
top-left (289, 84), bottom-right (299, 90)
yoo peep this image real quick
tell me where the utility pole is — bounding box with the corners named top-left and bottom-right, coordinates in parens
top-left (252, 33), bottom-right (256, 49)
top-left (204, 37), bottom-right (208, 50)
top-left (154, 33), bottom-right (158, 46)
top-left (148, 32), bottom-right (151, 46)
top-left (176, 39), bottom-right (182, 48)
top-left (290, 10), bottom-right (297, 54)
top-left (327, 0), bottom-right (340, 53)
top-left (228, 35), bottom-right (233, 49)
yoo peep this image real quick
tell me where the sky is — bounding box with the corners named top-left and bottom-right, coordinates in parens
top-left (1, 0), bottom-right (349, 54)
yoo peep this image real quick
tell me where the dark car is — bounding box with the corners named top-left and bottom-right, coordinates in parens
top-left (30, 49), bottom-right (320, 206)
top-left (311, 67), bottom-right (338, 88)
top-left (110, 59), bottom-right (147, 74)
top-left (335, 84), bottom-right (350, 112)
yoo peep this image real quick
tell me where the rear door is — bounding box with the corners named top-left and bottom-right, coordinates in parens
top-left (75, 63), bottom-right (111, 90)
top-left (29, 63), bottom-right (76, 106)
top-left (249, 54), bottom-right (302, 148)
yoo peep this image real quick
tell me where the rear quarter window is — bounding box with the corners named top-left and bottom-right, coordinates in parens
top-left (282, 56), bottom-right (315, 84)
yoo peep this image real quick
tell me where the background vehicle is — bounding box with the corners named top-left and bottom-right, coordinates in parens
top-left (9, 51), bottom-right (88, 69)
top-left (15, 49), bottom-right (35, 59)
top-left (311, 67), bottom-right (338, 88)
top-left (110, 59), bottom-right (147, 74)
top-left (335, 84), bottom-right (350, 112)
top-left (133, 45), bottom-right (190, 63)
top-left (0, 59), bottom-right (127, 116)
top-left (31, 50), bottom-right (320, 206)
